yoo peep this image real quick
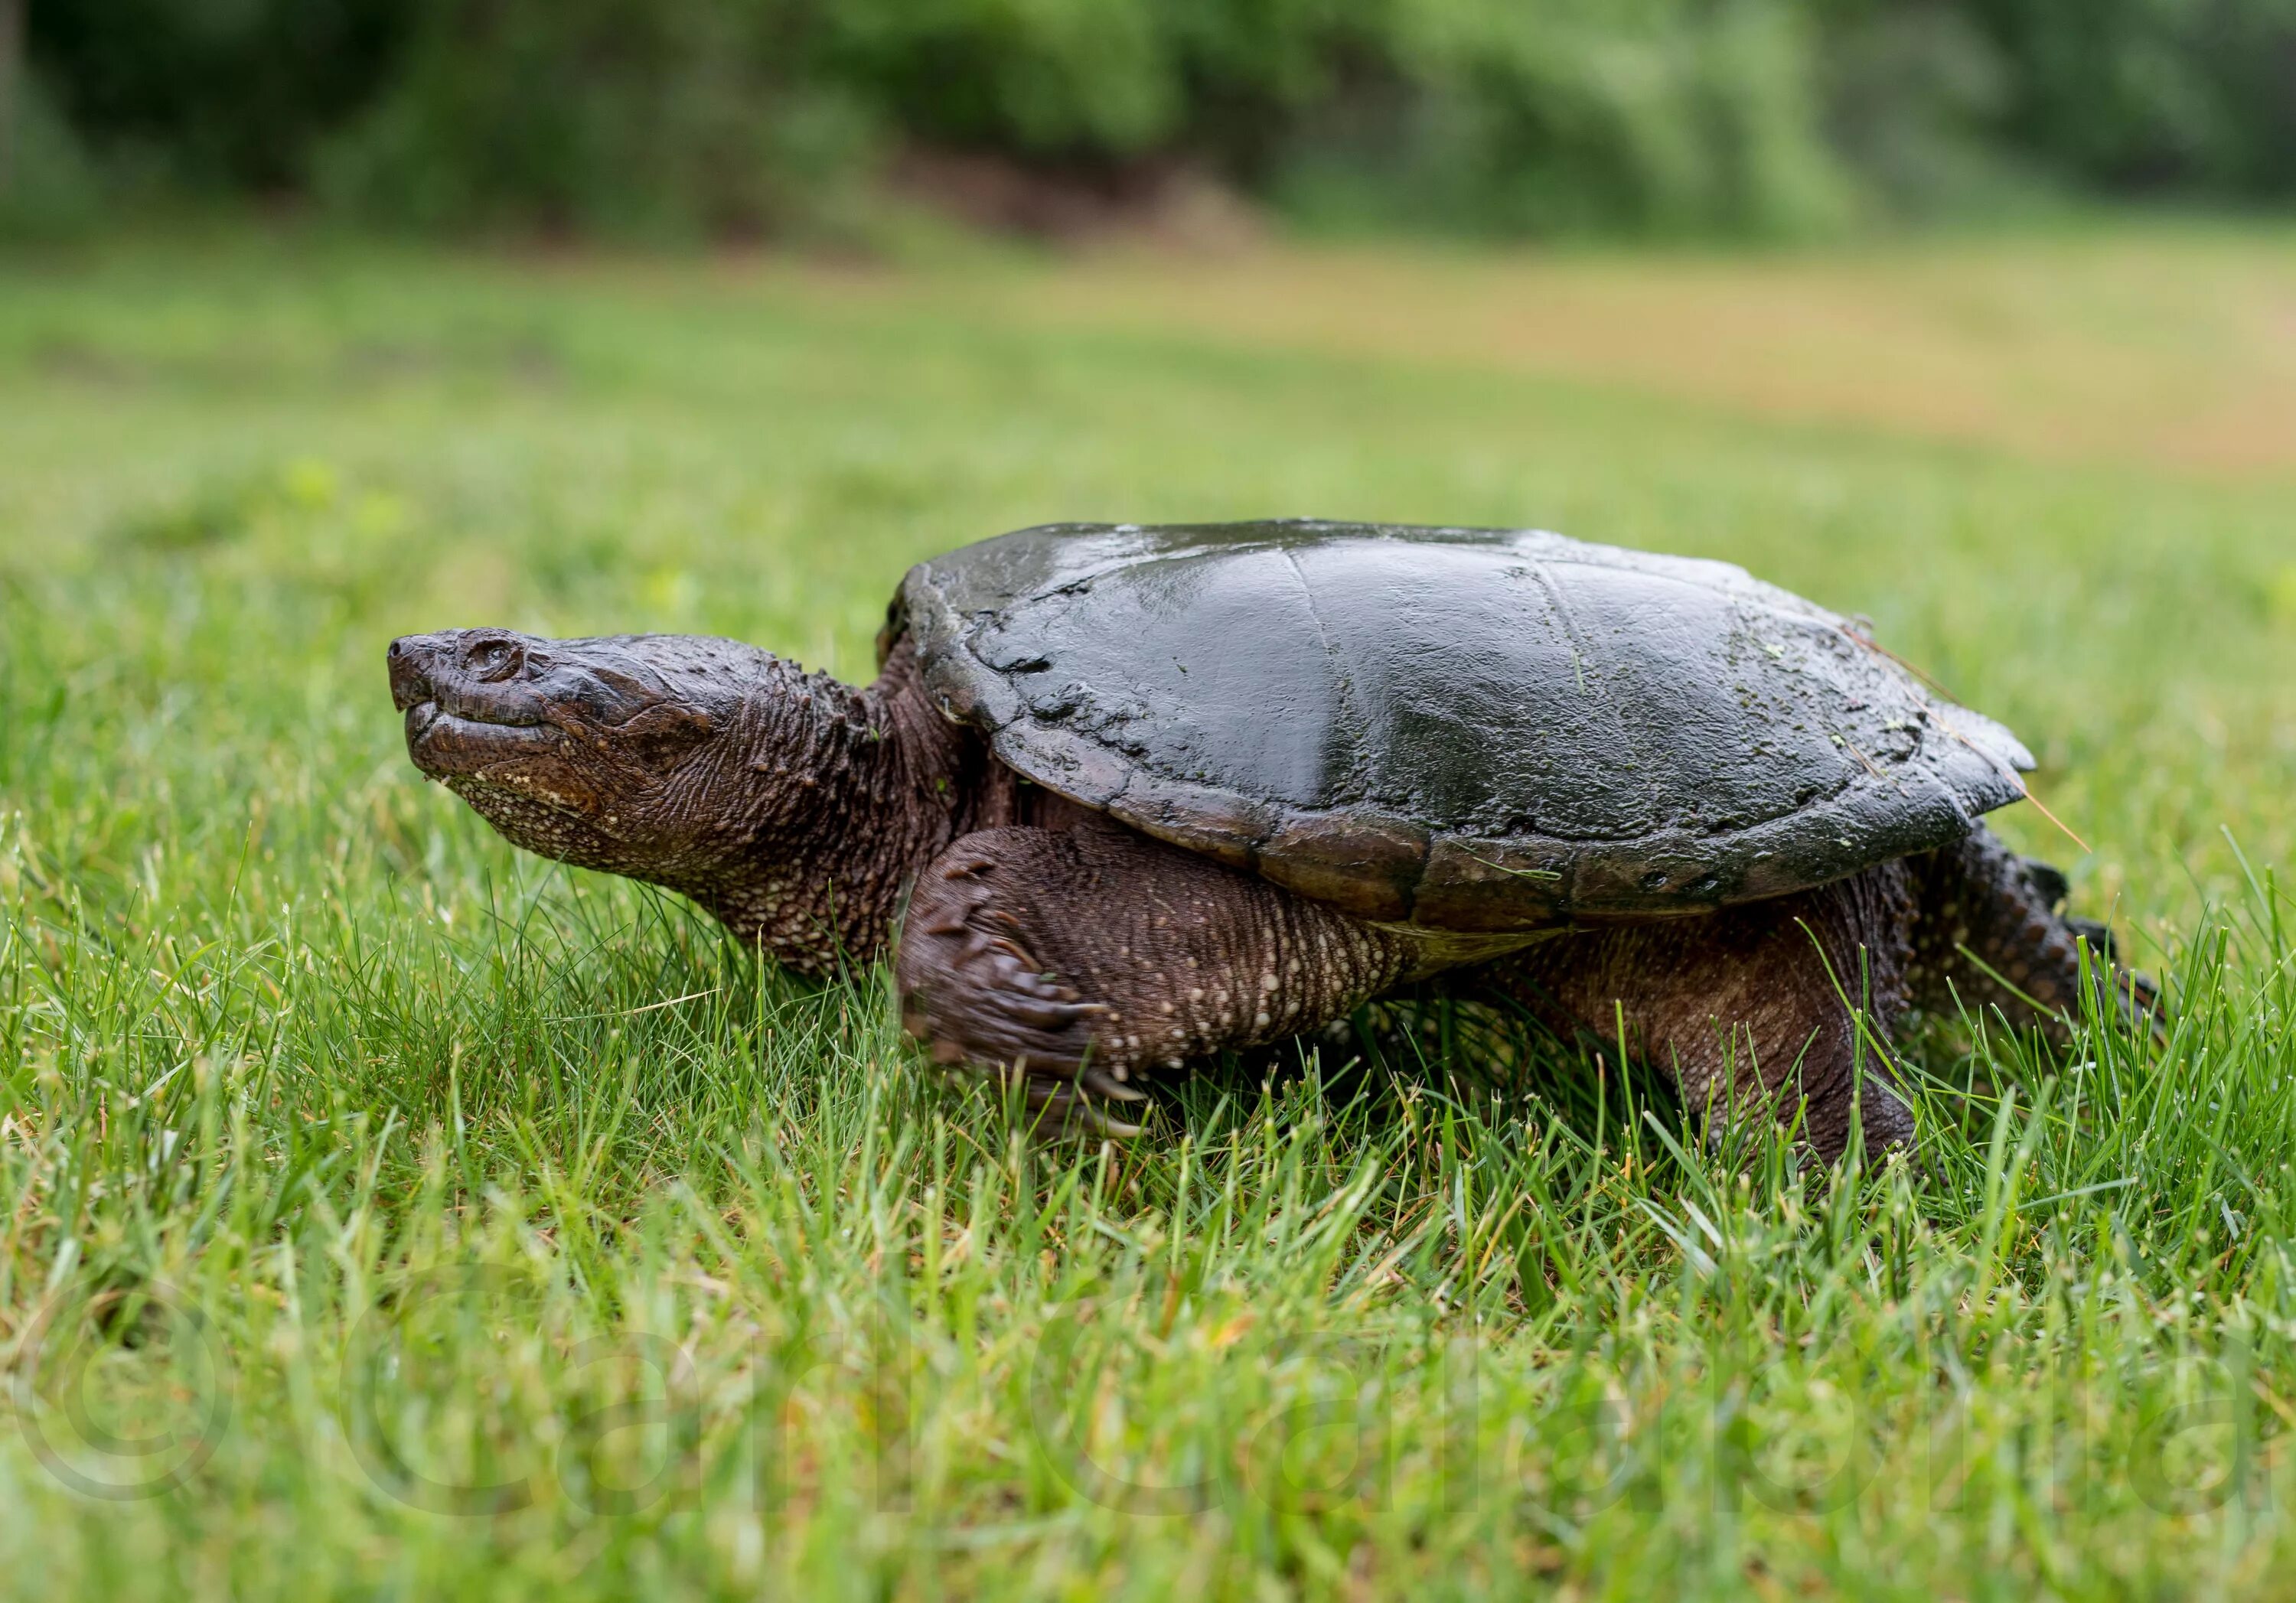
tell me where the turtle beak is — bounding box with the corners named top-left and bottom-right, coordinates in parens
top-left (386, 634), bottom-right (438, 713)
top-left (388, 634), bottom-right (448, 752)
top-left (388, 628), bottom-right (549, 725)
top-left (388, 630), bottom-right (565, 779)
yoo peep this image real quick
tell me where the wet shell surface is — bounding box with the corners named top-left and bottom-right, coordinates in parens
top-left (893, 520), bottom-right (2033, 932)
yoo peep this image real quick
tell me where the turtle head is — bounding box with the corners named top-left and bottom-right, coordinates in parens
top-left (387, 629), bottom-right (772, 891)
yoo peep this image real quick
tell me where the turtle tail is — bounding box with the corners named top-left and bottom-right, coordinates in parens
top-left (1906, 826), bottom-right (2164, 1040)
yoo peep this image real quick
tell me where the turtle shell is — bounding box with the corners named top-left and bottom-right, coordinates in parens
top-left (891, 520), bottom-right (2034, 933)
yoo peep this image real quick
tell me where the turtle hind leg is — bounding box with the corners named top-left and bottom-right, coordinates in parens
top-left (1472, 864), bottom-right (1921, 1164)
top-left (1910, 827), bottom-right (2162, 1038)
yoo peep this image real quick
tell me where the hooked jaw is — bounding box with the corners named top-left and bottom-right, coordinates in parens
top-left (388, 627), bottom-right (735, 775)
top-left (384, 627), bottom-right (775, 885)
top-left (391, 630), bottom-right (605, 780)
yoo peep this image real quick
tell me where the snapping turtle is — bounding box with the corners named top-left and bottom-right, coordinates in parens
top-left (387, 520), bottom-right (2147, 1157)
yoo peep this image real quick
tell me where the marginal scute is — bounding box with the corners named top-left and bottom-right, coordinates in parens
top-left (900, 520), bottom-right (2036, 933)
top-left (985, 722), bottom-right (1133, 810)
top-left (1414, 838), bottom-right (1575, 931)
top-left (1254, 811), bottom-right (1428, 924)
top-left (1107, 771), bottom-right (1270, 873)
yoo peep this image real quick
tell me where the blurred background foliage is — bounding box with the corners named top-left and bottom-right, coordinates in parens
top-left (4, 0), bottom-right (2296, 242)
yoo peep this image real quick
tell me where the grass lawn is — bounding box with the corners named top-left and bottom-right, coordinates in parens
top-left (3, 223), bottom-right (2296, 1598)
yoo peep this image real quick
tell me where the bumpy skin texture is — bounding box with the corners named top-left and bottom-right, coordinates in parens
top-left (1479, 863), bottom-right (1923, 1158)
top-left (390, 626), bottom-right (2148, 1158)
top-left (895, 817), bottom-right (1456, 1130)
top-left (389, 629), bottom-right (984, 976)
top-left (1473, 829), bottom-right (2150, 1159)
top-left (893, 815), bottom-right (2134, 1159)
top-left (1903, 836), bottom-right (2149, 1030)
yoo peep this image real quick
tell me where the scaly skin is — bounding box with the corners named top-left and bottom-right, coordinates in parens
top-left (389, 628), bottom-right (2154, 1158)
top-left (388, 629), bottom-right (985, 976)
top-left (1474, 860), bottom-right (1924, 1158)
top-left (892, 817), bottom-right (1473, 1132)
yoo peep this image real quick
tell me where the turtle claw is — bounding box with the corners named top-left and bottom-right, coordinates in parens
top-left (896, 872), bottom-right (1153, 1135)
top-left (1078, 1064), bottom-right (1149, 1103)
top-left (897, 828), bottom-right (1195, 1140)
top-left (1029, 1077), bottom-right (1145, 1140)
top-left (954, 1064), bottom-right (1146, 1140)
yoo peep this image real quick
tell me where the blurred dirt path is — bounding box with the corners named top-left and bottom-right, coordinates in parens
top-left (940, 231), bottom-right (2296, 477)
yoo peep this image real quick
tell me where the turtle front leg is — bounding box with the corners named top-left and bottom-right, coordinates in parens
top-left (895, 818), bottom-right (1427, 1131)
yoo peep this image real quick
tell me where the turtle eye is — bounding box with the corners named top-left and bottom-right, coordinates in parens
top-left (465, 637), bottom-right (524, 681)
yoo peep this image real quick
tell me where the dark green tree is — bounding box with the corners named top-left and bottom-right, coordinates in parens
top-left (0, 0), bottom-right (21, 196)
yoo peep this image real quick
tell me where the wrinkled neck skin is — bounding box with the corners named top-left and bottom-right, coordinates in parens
top-left (391, 624), bottom-right (1050, 979)
top-left (390, 622), bottom-right (998, 980)
top-left (649, 643), bottom-right (984, 976)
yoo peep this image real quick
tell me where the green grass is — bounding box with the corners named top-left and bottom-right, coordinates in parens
top-left (3, 226), bottom-right (2296, 1599)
